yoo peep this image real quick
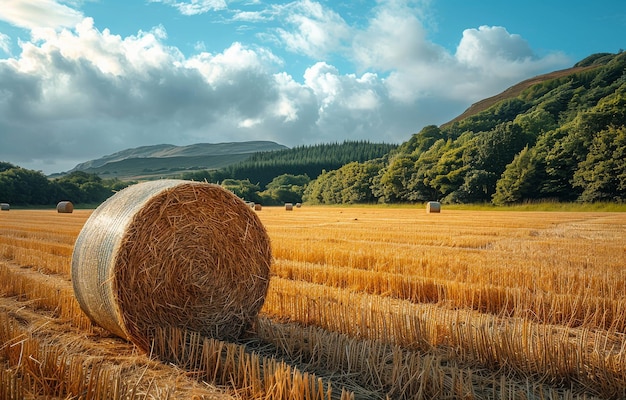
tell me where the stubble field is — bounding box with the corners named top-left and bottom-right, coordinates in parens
top-left (1, 206), bottom-right (625, 399)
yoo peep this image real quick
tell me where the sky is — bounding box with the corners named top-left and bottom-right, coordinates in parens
top-left (0, 0), bottom-right (624, 174)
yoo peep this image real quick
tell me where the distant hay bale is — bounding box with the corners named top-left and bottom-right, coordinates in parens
top-left (0, 203), bottom-right (8, 211)
top-left (254, 203), bottom-right (262, 211)
top-left (295, 203), bottom-right (302, 208)
top-left (71, 179), bottom-right (272, 352)
top-left (426, 201), bottom-right (441, 213)
top-left (56, 201), bottom-right (74, 213)
top-left (285, 203), bottom-right (293, 211)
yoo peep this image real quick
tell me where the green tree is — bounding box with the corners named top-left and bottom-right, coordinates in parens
top-left (373, 156), bottom-right (416, 202)
top-left (573, 126), bottom-right (626, 202)
top-left (493, 146), bottom-right (539, 205)
top-left (220, 179), bottom-right (261, 203)
top-left (262, 174), bottom-right (310, 204)
top-left (446, 169), bottom-right (498, 203)
top-left (0, 167), bottom-right (52, 205)
top-left (303, 161), bottom-right (382, 204)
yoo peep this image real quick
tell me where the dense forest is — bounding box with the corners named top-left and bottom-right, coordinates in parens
top-left (1, 52), bottom-right (624, 207)
top-left (305, 52), bottom-right (626, 205)
top-left (181, 141), bottom-right (397, 187)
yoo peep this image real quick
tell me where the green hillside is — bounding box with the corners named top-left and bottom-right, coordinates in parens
top-left (305, 52), bottom-right (626, 205)
top-left (53, 141), bottom-right (288, 181)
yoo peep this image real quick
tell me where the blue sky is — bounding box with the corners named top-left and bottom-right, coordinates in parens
top-left (0, 0), bottom-right (624, 174)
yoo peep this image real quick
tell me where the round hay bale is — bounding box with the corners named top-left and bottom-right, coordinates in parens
top-left (57, 201), bottom-right (74, 213)
top-left (426, 201), bottom-right (441, 213)
top-left (285, 203), bottom-right (293, 211)
top-left (0, 203), bottom-right (9, 211)
top-left (71, 179), bottom-right (272, 351)
top-left (254, 203), bottom-right (262, 211)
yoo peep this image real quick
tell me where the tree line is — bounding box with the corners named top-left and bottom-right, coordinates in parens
top-left (0, 165), bottom-right (131, 206)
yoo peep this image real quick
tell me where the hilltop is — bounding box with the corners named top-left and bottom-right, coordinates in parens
top-left (52, 141), bottom-right (288, 180)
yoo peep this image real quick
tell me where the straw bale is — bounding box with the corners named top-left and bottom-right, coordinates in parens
top-left (71, 179), bottom-right (272, 351)
top-left (426, 201), bottom-right (441, 213)
top-left (0, 203), bottom-right (8, 211)
top-left (285, 203), bottom-right (293, 211)
top-left (56, 201), bottom-right (74, 213)
top-left (254, 203), bottom-right (262, 211)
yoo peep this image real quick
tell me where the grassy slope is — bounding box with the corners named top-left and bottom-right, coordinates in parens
top-left (441, 65), bottom-right (600, 127)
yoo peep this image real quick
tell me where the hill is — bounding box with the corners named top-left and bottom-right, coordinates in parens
top-left (305, 52), bottom-right (626, 205)
top-left (442, 53), bottom-right (616, 127)
top-left (54, 141), bottom-right (288, 180)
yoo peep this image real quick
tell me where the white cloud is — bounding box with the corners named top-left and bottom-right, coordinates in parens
top-left (275, 0), bottom-right (351, 59)
top-left (0, 0), bottom-right (573, 174)
top-left (0, 0), bottom-right (84, 29)
top-left (148, 0), bottom-right (227, 16)
top-left (233, 10), bottom-right (271, 23)
top-left (346, 3), bottom-right (568, 104)
top-left (456, 25), bottom-right (534, 66)
top-left (352, 1), bottom-right (446, 71)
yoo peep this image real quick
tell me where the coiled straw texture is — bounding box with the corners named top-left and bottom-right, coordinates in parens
top-left (71, 180), bottom-right (272, 351)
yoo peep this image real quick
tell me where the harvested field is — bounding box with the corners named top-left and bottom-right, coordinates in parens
top-left (1, 206), bottom-right (626, 399)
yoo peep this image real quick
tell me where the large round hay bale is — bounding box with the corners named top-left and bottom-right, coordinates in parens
top-left (57, 201), bottom-right (74, 213)
top-left (254, 203), bottom-right (262, 211)
top-left (71, 180), bottom-right (272, 351)
top-left (426, 201), bottom-right (441, 213)
top-left (0, 203), bottom-right (9, 211)
top-left (285, 203), bottom-right (293, 211)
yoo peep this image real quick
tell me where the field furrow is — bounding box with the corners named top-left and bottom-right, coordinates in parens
top-left (1, 207), bottom-right (625, 399)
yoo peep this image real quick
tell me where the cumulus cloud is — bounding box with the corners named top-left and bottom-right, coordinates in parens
top-left (352, 1), bottom-right (447, 72)
top-left (456, 25), bottom-right (534, 66)
top-left (0, 0), bottom-right (84, 29)
top-left (275, 0), bottom-right (351, 59)
top-left (0, 0), bottom-right (571, 174)
top-left (347, 2), bottom-right (568, 104)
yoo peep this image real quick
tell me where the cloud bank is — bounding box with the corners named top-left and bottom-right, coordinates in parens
top-left (0, 0), bottom-right (569, 174)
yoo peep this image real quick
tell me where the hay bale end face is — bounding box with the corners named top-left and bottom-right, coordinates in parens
top-left (0, 203), bottom-right (9, 211)
top-left (426, 201), bottom-right (441, 213)
top-left (254, 203), bottom-right (262, 211)
top-left (285, 203), bottom-right (293, 211)
top-left (71, 180), bottom-right (272, 351)
top-left (57, 201), bottom-right (74, 213)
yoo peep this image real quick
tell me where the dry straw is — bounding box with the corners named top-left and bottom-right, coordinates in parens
top-left (56, 201), bottom-right (74, 213)
top-left (285, 203), bottom-right (293, 211)
top-left (426, 201), bottom-right (441, 213)
top-left (0, 203), bottom-right (9, 211)
top-left (71, 179), bottom-right (272, 352)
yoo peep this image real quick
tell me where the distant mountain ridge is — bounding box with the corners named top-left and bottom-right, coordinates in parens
top-left (61, 141), bottom-right (288, 180)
